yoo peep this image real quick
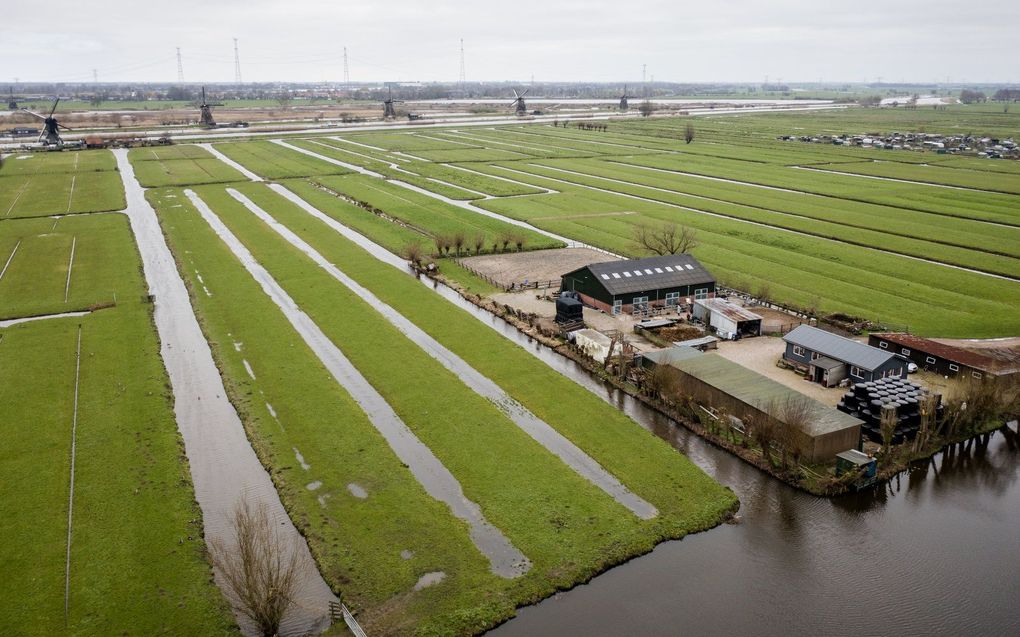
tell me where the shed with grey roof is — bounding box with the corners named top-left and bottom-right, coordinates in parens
top-left (561, 254), bottom-right (715, 316)
top-left (783, 324), bottom-right (908, 386)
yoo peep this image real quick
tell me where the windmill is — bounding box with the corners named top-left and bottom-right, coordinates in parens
top-left (22, 98), bottom-right (71, 145)
top-left (7, 87), bottom-right (17, 110)
top-left (382, 85), bottom-right (403, 119)
top-left (198, 87), bottom-right (222, 128)
top-left (619, 85), bottom-right (631, 111)
top-left (510, 88), bottom-right (529, 116)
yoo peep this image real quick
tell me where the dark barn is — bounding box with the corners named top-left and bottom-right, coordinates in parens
top-left (560, 254), bottom-right (715, 316)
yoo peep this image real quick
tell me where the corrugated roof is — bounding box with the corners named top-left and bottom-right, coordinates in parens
top-left (694, 298), bottom-right (762, 323)
top-left (643, 345), bottom-right (705, 366)
top-left (571, 254), bottom-right (714, 296)
top-left (672, 353), bottom-right (862, 437)
top-left (873, 333), bottom-right (1017, 375)
top-left (784, 325), bottom-right (897, 371)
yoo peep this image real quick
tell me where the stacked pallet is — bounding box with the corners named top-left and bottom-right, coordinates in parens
top-left (837, 377), bottom-right (941, 444)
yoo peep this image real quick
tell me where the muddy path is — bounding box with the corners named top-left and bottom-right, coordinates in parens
top-left (184, 188), bottom-right (530, 578)
top-left (112, 150), bottom-right (337, 636)
top-left (227, 188), bottom-right (656, 520)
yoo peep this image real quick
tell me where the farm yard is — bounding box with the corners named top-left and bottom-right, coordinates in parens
top-left (1, 101), bottom-right (1018, 636)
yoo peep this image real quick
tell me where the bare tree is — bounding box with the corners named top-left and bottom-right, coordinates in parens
top-left (211, 499), bottom-right (300, 637)
top-left (499, 232), bottom-right (513, 253)
top-left (879, 406), bottom-right (898, 458)
top-left (473, 233), bottom-right (485, 255)
top-left (402, 241), bottom-right (424, 266)
top-left (684, 122), bottom-right (695, 144)
top-left (749, 410), bottom-right (777, 466)
top-left (513, 232), bottom-right (526, 252)
top-left (452, 231), bottom-right (466, 257)
top-left (632, 222), bottom-right (699, 255)
top-left (913, 392), bottom-right (938, 453)
top-left (638, 100), bottom-right (654, 117)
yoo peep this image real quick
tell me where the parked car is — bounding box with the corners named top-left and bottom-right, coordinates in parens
top-left (907, 362), bottom-right (918, 374)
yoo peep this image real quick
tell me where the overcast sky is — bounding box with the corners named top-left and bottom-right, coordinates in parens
top-left (3, 0), bottom-right (1017, 84)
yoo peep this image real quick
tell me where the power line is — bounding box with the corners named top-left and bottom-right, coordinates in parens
top-left (233, 38), bottom-right (242, 84)
top-left (459, 39), bottom-right (466, 86)
top-left (176, 47), bottom-right (185, 83)
top-left (343, 46), bottom-right (350, 88)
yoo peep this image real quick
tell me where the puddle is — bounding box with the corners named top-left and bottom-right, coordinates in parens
top-left (401, 549), bottom-right (414, 560)
top-left (346, 483), bottom-right (368, 499)
top-left (306, 481), bottom-right (323, 491)
top-left (186, 188), bottom-right (530, 579)
top-left (293, 447), bottom-right (311, 470)
top-left (113, 150), bottom-right (337, 636)
top-left (413, 571), bottom-right (446, 591)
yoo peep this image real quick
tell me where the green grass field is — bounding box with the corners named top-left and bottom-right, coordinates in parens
top-left (280, 106), bottom-right (1020, 337)
top-left (147, 182), bottom-right (737, 635)
top-left (0, 212), bottom-right (236, 635)
top-left (127, 145), bottom-right (248, 187)
top-left (0, 150), bottom-right (125, 218)
top-left (212, 140), bottom-right (353, 179)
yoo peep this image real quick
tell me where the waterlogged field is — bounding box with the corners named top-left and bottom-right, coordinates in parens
top-left (0, 211), bottom-right (235, 635)
top-left (269, 107), bottom-right (1020, 337)
top-left (147, 181), bottom-right (737, 635)
top-left (0, 150), bottom-right (125, 218)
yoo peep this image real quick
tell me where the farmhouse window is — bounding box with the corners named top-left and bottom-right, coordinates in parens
top-left (926, 356), bottom-right (936, 364)
top-left (811, 352), bottom-right (820, 361)
top-left (632, 296), bottom-right (649, 312)
top-left (902, 348), bottom-right (911, 356)
top-left (949, 364), bottom-right (959, 372)
top-left (612, 300), bottom-right (622, 315)
top-left (879, 341), bottom-right (888, 349)
top-left (792, 345), bottom-right (805, 357)
top-left (850, 366), bottom-right (864, 379)
top-left (665, 292), bottom-right (680, 306)
top-left (972, 371), bottom-right (983, 379)
top-left (694, 288), bottom-right (709, 300)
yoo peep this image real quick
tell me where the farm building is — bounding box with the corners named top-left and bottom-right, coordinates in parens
top-left (560, 254), bottom-right (715, 316)
top-left (868, 333), bottom-right (1019, 382)
top-left (783, 325), bottom-right (908, 387)
top-left (642, 346), bottom-right (863, 462)
top-left (692, 298), bottom-right (762, 339)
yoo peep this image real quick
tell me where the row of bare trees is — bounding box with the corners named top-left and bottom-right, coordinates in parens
top-left (428, 231), bottom-right (528, 258)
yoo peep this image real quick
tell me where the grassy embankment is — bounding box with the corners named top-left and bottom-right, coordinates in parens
top-left (148, 182), bottom-right (736, 636)
top-left (0, 212), bottom-right (236, 635)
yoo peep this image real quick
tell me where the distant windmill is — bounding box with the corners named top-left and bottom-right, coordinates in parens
top-left (383, 85), bottom-right (403, 119)
top-left (619, 85), bottom-right (631, 111)
top-left (198, 87), bottom-right (223, 128)
top-left (510, 88), bottom-right (529, 116)
top-left (7, 86), bottom-right (17, 110)
top-left (22, 98), bottom-right (71, 145)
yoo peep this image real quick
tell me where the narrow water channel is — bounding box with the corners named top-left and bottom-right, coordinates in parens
top-left (112, 150), bottom-right (337, 636)
top-left (276, 184), bottom-right (1020, 636)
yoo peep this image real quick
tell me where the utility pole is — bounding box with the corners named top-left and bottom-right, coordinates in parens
top-left (92, 68), bottom-right (98, 84)
top-left (458, 39), bottom-right (466, 87)
top-left (233, 38), bottom-right (242, 84)
top-left (176, 47), bottom-right (185, 83)
top-left (642, 64), bottom-right (647, 97)
top-left (343, 46), bottom-right (350, 89)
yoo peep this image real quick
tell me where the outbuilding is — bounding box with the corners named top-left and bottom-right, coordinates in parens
top-left (868, 332), bottom-right (1018, 382)
top-left (692, 298), bottom-right (762, 339)
top-left (783, 324), bottom-right (908, 386)
top-left (560, 254), bottom-right (715, 316)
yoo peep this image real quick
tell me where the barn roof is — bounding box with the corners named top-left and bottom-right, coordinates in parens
top-left (565, 254), bottom-right (715, 295)
top-left (784, 324), bottom-right (898, 371)
top-left (694, 298), bottom-right (762, 323)
top-left (872, 333), bottom-right (1018, 375)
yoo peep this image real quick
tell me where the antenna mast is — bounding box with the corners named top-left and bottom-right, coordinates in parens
top-left (177, 47), bottom-right (185, 82)
top-left (233, 38), bottom-right (242, 84)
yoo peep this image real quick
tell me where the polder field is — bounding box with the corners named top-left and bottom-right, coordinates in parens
top-left (0, 100), bottom-right (1016, 636)
top-left (0, 151), bottom-right (236, 634)
top-left (230, 104), bottom-right (1019, 338)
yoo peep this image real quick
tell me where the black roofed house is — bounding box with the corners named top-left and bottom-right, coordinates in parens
top-left (783, 324), bottom-right (908, 387)
top-left (560, 254), bottom-right (715, 316)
